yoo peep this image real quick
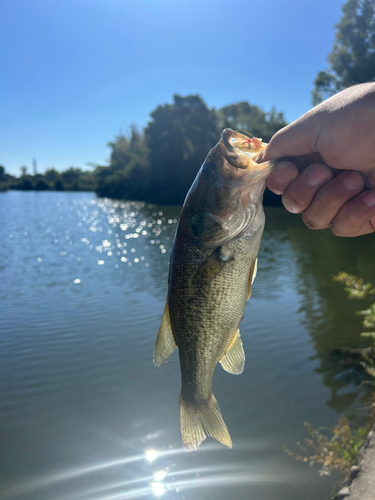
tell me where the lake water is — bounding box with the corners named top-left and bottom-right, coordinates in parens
top-left (1, 190), bottom-right (375, 500)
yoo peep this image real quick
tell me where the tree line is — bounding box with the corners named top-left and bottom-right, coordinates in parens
top-left (1, 0), bottom-right (374, 205)
top-left (96, 97), bottom-right (287, 205)
top-left (0, 165), bottom-right (97, 193)
top-left (0, 97), bottom-right (287, 205)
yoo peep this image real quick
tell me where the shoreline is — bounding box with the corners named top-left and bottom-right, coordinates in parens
top-left (334, 425), bottom-right (375, 500)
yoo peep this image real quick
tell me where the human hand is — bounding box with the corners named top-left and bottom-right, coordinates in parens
top-left (257, 83), bottom-right (375, 237)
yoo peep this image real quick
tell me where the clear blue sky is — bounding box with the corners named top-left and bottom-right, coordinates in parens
top-left (1, 0), bottom-right (344, 175)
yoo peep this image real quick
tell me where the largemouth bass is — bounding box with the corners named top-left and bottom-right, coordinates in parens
top-left (153, 129), bottom-right (274, 451)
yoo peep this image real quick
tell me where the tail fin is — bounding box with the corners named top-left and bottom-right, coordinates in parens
top-left (179, 393), bottom-right (232, 451)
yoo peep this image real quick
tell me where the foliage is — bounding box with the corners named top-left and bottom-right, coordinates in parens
top-left (1, 164), bottom-right (99, 192)
top-left (145, 95), bottom-right (218, 205)
top-left (312, 0), bottom-right (375, 105)
top-left (96, 94), bottom-right (286, 205)
top-left (287, 271), bottom-right (375, 479)
top-left (333, 272), bottom-right (375, 336)
top-left (216, 102), bottom-right (287, 143)
top-left (334, 272), bottom-right (375, 410)
top-left (0, 165), bottom-right (15, 191)
top-left (333, 272), bottom-right (375, 299)
top-left (2, 94), bottom-right (286, 202)
top-left (285, 417), bottom-right (367, 476)
top-left (96, 127), bottom-right (150, 201)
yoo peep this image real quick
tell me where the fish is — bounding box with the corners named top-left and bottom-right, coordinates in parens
top-left (153, 128), bottom-right (275, 451)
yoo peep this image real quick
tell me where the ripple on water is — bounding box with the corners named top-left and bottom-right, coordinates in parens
top-left (0, 192), bottom-right (350, 500)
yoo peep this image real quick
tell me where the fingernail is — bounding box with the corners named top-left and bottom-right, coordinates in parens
top-left (343, 171), bottom-right (363, 191)
top-left (363, 191), bottom-right (375, 207)
top-left (275, 163), bottom-right (295, 185)
top-left (306, 164), bottom-right (331, 187)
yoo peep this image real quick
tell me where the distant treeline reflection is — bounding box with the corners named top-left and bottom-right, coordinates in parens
top-left (1, 95), bottom-right (286, 205)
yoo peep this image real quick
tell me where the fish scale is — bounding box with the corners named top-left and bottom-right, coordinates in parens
top-left (154, 129), bottom-right (275, 451)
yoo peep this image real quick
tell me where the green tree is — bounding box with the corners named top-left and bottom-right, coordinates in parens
top-left (96, 127), bottom-right (150, 200)
top-left (0, 165), bottom-right (5, 179)
top-left (95, 95), bottom-right (286, 205)
top-left (44, 168), bottom-right (60, 183)
top-left (61, 167), bottom-right (81, 186)
top-left (216, 102), bottom-right (286, 142)
top-left (145, 94), bottom-right (218, 204)
top-left (20, 166), bottom-right (28, 176)
top-left (312, 0), bottom-right (375, 105)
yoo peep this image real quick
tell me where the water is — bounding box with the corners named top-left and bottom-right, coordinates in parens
top-left (0, 190), bottom-right (374, 500)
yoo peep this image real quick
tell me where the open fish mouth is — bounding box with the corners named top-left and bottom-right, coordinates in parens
top-left (221, 129), bottom-right (267, 163)
top-left (219, 129), bottom-right (275, 182)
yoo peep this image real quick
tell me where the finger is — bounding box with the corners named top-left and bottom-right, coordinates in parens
top-left (330, 190), bottom-right (375, 237)
top-left (301, 171), bottom-right (364, 230)
top-left (293, 153), bottom-right (325, 171)
top-left (257, 112), bottom-right (322, 162)
top-left (266, 161), bottom-right (299, 195)
top-left (281, 163), bottom-right (333, 214)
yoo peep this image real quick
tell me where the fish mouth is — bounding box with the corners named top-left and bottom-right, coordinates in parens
top-left (219, 128), bottom-right (274, 180)
top-left (220, 129), bottom-right (267, 169)
top-left (221, 129), bottom-right (266, 156)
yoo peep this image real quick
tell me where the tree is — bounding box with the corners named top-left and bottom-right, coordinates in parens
top-left (20, 166), bottom-right (28, 176)
top-left (96, 127), bottom-right (150, 200)
top-left (312, 0), bottom-right (375, 105)
top-left (216, 102), bottom-right (287, 142)
top-left (95, 95), bottom-right (286, 205)
top-left (145, 94), bottom-right (218, 204)
top-left (61, 167), bottom-right (81, 186)
top-left (44, 168), bottom-right (60, 183)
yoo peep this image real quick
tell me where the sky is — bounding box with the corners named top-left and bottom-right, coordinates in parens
top-left (1, 0), bottom-right (345, 175)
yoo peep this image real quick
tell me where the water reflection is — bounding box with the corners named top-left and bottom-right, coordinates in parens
top-left (285, 216), bottom-right (375, 419)
top-left (1, 192), bottom-right (363, 500)
top-left (3, 440), bottom-right (318, 500)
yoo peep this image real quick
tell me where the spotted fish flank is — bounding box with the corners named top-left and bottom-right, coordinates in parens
top-left (154, 129), bottom-right (275, 451)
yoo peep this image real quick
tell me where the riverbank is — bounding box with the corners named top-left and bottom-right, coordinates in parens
top-left (335, 425), bottom-right (375, 500)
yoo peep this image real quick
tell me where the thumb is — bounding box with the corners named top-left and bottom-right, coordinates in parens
top-left (257, 113), bottom-right (322, 162)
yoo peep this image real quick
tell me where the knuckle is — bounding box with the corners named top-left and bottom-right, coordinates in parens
top-left (266, 178), bottom-right (285, 195)
top-left (317, 189), bottom-right (341, 212)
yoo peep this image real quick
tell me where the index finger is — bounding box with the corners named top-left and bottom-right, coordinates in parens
top-left (257, 114), bottom-right (322, 162)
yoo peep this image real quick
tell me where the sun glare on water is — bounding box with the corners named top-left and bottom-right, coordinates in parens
top-left (151, 481), bottom-right (165, 496)
top-left (154, 470), bottom-right (166, 481)
top-left (145, 449), bottom-right (159, 462)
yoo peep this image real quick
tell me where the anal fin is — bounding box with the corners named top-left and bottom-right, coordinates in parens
top-left (219, 329), bottom-right (245, 375)
top-left (153, 300), bottom-right (177, 367)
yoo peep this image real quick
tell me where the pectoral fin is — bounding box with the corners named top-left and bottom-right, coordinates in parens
top-left (153, 300), bottom-right (177, 367)
top-left (247, 258), bottom-right (258, 300)
top-left (219, 329), bottom-right (245, 375)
